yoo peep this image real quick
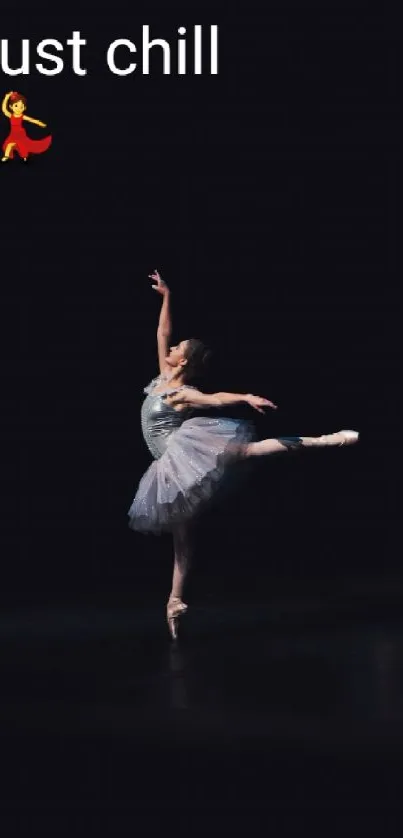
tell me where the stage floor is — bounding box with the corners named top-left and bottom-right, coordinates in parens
top-left (1, 595), bottom-right (401, 833)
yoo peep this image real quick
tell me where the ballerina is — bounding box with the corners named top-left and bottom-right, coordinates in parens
top-left (1, 91), bottom-right (52, 162)
top-left (128, 270), bottom-right (359, 639)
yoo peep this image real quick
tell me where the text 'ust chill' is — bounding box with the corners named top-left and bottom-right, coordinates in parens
top-left (0, 26), bottom-right (219, 76)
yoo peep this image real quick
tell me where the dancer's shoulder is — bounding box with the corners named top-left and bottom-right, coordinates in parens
top-left (144, 373), bottom-right (165, 394)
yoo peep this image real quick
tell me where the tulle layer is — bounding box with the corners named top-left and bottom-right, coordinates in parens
top-left (128, 416), bottom-right (254, 534)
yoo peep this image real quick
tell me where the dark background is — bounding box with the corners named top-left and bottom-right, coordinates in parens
top-left (1, 5), bottom-right (399, 608)
top-left (1, 6), bottom-right (401, 834)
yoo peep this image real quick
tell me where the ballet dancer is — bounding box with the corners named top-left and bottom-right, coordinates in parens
top-left (128, 270), bottom-right (359, 639)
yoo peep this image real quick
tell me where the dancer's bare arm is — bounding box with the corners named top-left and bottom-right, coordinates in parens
top-left (2, 92), bottom-right (12, 117)
top-left (23, 115), bottom-right (46, 127)
top-left (168, 388), bottom-right (277, 414)
top-left (149, 269), bottom-right (171, 376)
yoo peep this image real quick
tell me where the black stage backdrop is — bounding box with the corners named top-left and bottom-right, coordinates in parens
top-left (1, 6), bottom-right (399, 608)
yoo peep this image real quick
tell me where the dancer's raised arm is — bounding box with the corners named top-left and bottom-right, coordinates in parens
top-left (149, 270), bottom-right (172, 376)
top-left (2, 92), bottom-right (13, 117)
top-left (169, 388), bottom-right (277, 414)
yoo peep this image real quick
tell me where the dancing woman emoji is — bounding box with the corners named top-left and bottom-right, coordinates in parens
top-left (1, 91), bottom-right (52, 163)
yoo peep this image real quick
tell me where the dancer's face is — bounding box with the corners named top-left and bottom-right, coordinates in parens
top-left (11, 100), bottom-right (25, 116)
top-left (166, 340), bottom-right (189, 370)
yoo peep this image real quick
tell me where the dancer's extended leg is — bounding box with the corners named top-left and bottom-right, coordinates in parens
top-left (167, 524), bottom-right (192, 640)
top-left (244, 429), bottom-right (359, 458)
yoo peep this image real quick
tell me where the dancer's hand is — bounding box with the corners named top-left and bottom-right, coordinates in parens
top-left (149, 269), bottom-right (169, 296)
top-left (245, 394), bottom-right (278, 414)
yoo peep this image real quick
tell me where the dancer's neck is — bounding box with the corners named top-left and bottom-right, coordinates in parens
top-left (165, 368), bottom-right (186, 388)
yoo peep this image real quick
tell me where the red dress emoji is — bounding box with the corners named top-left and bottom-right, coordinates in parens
top-left (2, 91), bottom-right (52, 162)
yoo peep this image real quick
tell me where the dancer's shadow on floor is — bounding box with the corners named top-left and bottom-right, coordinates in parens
top-left (167, 643), bottom-right (189, 710)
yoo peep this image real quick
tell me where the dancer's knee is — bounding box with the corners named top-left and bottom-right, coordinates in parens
top-left (241, 442), bottom-right (253, 459)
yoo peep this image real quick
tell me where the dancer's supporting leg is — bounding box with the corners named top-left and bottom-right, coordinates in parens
top-left (1, 142), bottom-right (16, 162)
top-left (244, 429), bottom-right (359, 458)
top-left (167, 524), bottom-right (192, 639)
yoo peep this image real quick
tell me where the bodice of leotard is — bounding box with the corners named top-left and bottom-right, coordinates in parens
top-left (141, 376), bottom-right (193, 460)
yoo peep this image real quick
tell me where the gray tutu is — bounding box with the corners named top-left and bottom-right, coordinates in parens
top-left (128, 414), bottom-right (254, 534)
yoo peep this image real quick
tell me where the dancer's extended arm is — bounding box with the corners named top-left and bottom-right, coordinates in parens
top-left (149, 269), bottom-right (171, 376)
top-left (170, 388), bottom-right (277, 414)
top-left (23, 115), bottom-right (46, 127)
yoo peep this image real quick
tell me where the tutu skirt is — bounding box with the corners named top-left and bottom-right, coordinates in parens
top-left (128, 416), bottom-right (255, 534)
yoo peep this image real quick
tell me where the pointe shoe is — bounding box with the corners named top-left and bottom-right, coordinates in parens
top-left (318, 430), bottom-right (360, 447)
top-left (167, 597), bottom-right (188, 640)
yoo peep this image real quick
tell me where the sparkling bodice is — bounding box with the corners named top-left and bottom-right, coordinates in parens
top-left (141, 376), bottom-right (193, 460)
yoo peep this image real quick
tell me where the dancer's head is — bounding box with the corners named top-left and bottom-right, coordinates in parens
top-left (166, 338), bottom-right (211, 383)
top-left (9, 92), bottom-right (27, 116)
